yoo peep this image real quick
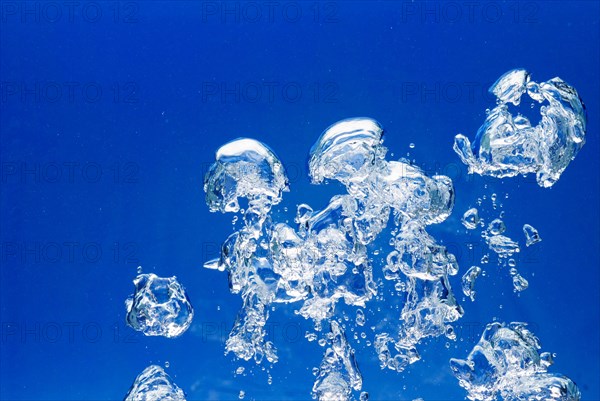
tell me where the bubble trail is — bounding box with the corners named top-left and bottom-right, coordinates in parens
top-left (312, 321), bottom-right (362, 401)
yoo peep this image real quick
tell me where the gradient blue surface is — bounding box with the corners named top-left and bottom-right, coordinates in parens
top-left (1, 1), bottom-right (599, 400)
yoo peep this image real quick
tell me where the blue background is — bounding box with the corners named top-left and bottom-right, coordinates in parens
top-left (1, 1), bottom-right (598, 400)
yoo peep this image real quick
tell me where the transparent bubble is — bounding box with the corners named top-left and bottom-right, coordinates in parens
top-left (204, 138), bottom-right (289, 214)
top-left (454, 69), bottom-right (587, 188)
top-left (125, 274), bottom-right (194, 338)
top-left (124, 365), bottom-right (185, 401)
top-left (450, 322), bottom-right (580, 400)
top-left (523, 224), bottom-right (542, 246)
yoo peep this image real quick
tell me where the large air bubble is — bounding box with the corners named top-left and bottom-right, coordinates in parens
top-left (125, 273), bottom-right (194, 338)
top-left (450, 322), bottom-right (581, 401)
top-left (124, 365), bottom-right (186, 401)
top-left (204, 138), bottom-right (289, 214)
top-left (454, 69), bottom-right (586, 187)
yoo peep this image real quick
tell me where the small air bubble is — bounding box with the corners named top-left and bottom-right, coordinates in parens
top-left (356, 309), bottom-right (366, 326)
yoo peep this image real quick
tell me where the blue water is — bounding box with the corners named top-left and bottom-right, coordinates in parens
top-left (1, 1), bottom-right (599, 400)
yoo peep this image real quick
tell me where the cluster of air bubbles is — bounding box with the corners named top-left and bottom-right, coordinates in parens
top-left (454, 69), bottom-right (587, 188)
top-left (122, 266), bottom-right (194, 394)
top-left (117, 69), bottom-right (583, 401)
top-left (450, 322), bottom-right (580, 400)
top-left (462, 189), bottom-right (543, 293)
top-left (200, 108), bottom-right (579, 398)
top-left (203, 117), bottom-right (462, 398)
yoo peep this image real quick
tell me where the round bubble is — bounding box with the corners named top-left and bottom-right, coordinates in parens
top-left (204, 138), bottom-right (288, 213)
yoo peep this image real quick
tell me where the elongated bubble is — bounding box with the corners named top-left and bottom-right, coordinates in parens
top-left (512, 273), bottom-right (529, 292)
top-left (487, 234), bottom-right (520, 257)
top-left (462, 266), bottom-right (482, 301)
top-left (312, 321), bottom-right (362, 401)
